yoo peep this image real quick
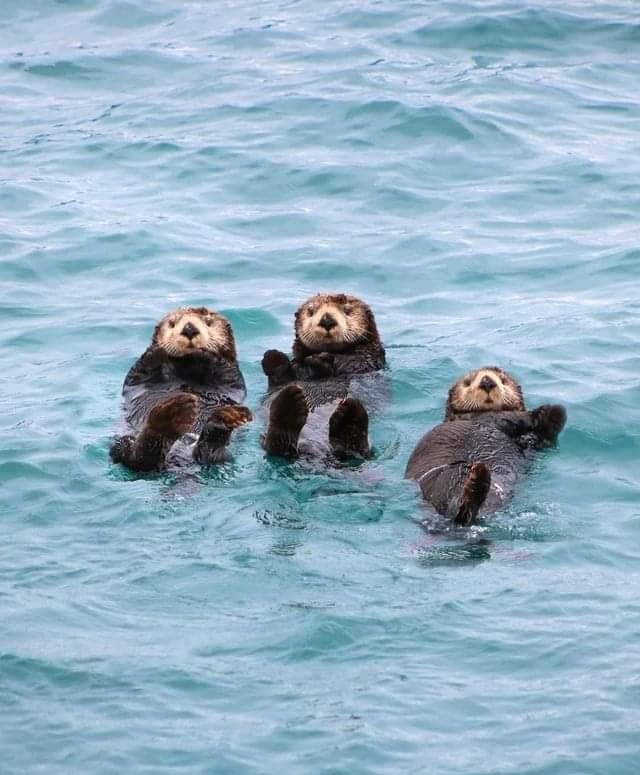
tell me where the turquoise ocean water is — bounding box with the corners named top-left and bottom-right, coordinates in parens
top-left (1, 1), bottom-right (640, 772)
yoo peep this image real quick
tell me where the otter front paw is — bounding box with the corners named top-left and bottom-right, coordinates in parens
top-left (303, 352), bottom-right (335, 378)
top-left (262, 349), bottom-right (295, 388)
top-left (262, 349), bottom-right (291, 376)
top-left (532, 404), bottom-right (567, 444)
top-left (147, 392), bottom-right (199, 441)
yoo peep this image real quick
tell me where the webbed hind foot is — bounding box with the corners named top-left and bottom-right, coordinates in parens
top-left (147, 393), bottom-right (199, 439)
top-left (329, 398), bottom-right (370, 460)
top-left (263, 385), bottom-right (308, 459)
top-left (111, 392), bottom-right (198, 472)
top-left (455, 462), bottom-right (491, 526)
top-left (194, 405), bottom-right (252, 465)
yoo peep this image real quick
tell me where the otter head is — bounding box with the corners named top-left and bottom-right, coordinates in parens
top-left (152, 307), bottom-right (236, 360)
top-left (293, 293), bottom-right (379, 355)
top-left (445, 366), bottom-right (525, 420)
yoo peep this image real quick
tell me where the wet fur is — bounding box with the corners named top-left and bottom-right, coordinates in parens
top-left (261, 293), bottom-right (386, 460)
top-left (406, 368), bottom-right (566, 523)
top-left (110, 307), bottom-right (250, 472)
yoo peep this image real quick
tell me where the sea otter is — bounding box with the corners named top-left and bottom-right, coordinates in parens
top-left (110, 307), bottom-right (251, 472)
top-left (260, 293), bottom-right (386, 460)
top-left (405, 367), bottom-right (566, 525)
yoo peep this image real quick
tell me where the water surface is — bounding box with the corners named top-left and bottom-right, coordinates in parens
top-left (1, 1), bottom-right (639, 773)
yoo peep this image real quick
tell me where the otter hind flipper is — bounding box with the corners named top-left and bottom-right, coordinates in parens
top-left (263, 385), bottom-right (308, 459)
top-left (329, 398), bottom-right (370, 460)
top-left (455, 462), bottom-right (491, 526)
top-left (111, 392), bottom-right (198, 472)
top-left (194, 405), bottom-right (252, 465)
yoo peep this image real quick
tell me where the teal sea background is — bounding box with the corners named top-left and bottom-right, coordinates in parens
top-left (1, 1), bottom-right (640, 772)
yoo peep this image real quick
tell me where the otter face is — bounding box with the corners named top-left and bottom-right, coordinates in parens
top-left (446, 366), bottom-right (525, 420)
top-left (152, 307), bottom-right (236, 359)
top-left (295, 293), bottom-right (376, 352)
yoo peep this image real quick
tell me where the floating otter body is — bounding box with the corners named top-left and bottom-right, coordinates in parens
top-left (405, 367), bottom-right (566, 524)
top-left (110, 307), bottom-right (251, 472)
top-left (261, 293), bottom-right (386, 460)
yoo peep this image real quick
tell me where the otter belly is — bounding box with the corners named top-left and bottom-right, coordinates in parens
top-left (406, 420), bottom-right (529, 519)
top-left (479, 463), bottom-right (521, 514)
top-left (120, 380), bottom-right (246, 467)
top-left (297, 399), bottom-right (340, 457)
top-left (122, 381), bottom-right (244, 435)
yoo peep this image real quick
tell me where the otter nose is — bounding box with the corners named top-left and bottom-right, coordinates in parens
top-left (319, 313), bottom-right (337, 332)
top-left (181, 322), bottom-right (198, 340)
top-left (479, 375), bottom-right (497, 393)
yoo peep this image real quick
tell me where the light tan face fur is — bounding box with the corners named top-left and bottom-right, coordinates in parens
top-left (447, 367), bottom-right (525, 417)
top-left (296, 293), bottom-right (370, 352)
top-left (153, 307), bottom-right (232, 357)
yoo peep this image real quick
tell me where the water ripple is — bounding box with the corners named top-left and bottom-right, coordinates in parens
top-left (1, 1), bottom-right (639, 773)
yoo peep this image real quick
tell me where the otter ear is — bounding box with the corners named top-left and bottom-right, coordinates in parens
top-left (362, 302), bottom-right (380, 339)
top-left (501, 370), bottom-right (525, 410)
top-left (219, 320), bottom-right (237, 361)
top-left (444, 384), bottom-right (457, 421)
top-left (514, 381), bottom-right (526, 411)
top-left (497, 367), bottom-right (526, 411)
top-left (292, 305), bottom-right (309, 360)
top-left (292, 337), bottom-right (309, 360)
top-left (151, 318), bottom-right (166, 346)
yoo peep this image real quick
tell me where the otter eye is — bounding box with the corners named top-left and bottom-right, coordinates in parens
top-left (168, 321), bottom-right (176, 329)
top-left (463, 379), bottom-right (471, 387)
top-left (344, 305), bottom-right (353, 315)
top-left (306, 308), bottom-right (314, 317)
top-left (205, 318), bottom-right (213, 326)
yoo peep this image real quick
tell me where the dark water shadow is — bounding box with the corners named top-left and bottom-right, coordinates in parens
top-left (411, 511), bottom-right (494, 567)
top-left (414, 536), bottom-right (493, 567)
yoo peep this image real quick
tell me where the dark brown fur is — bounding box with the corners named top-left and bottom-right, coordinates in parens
top-left (261, 293), bottom-right (386, 460)
top-left (110, 307), bottom-right (250, 472)
top-left (406, 369), bottom-right (566, 524)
